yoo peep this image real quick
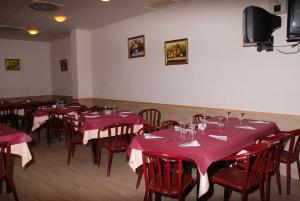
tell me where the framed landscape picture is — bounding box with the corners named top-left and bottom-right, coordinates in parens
top-left (128, 35), bottom-right (145, 58)
top-left (164, 38), bottom-right (188, 65)
top-left (60, 59), bottom-right (68, 71)
top-left (5, 59), bottom-right (20, 70)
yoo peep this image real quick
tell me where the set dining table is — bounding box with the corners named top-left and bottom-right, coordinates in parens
top-left (0, 125), bottom-right (32, 167)
top-left (128, 117), bottom-right (279, 198)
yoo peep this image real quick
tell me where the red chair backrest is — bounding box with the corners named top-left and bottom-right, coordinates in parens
top-left (136, 125), bottom-right (161, 136)
top-left (139, 109), bottom-right (161, 127)
top-left (101, 123), bottom-right (134, 148)
top-left (0, 142), bottom-right (11, 177)
top-left (63, 115), bottom-right (81, 141)
top-left (142, 151), bottom-right (192, 197)
top-left (286, 129), bottom-right (300, 161)
top-left (161, 120), bottom-right (179, 129)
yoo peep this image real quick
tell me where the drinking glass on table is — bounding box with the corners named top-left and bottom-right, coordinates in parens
top-left (239, 112), bottom-right (245, 126)
top-left (217, 116), bottom-right (224, 133)
top-left (226, 111), bottom-right (231, 122)
top-left (198, 118), bottom-right (207, 134)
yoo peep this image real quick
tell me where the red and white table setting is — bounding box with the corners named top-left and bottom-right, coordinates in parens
top-left (0, 125), bottom-right (32, 167)
top-left (128, 117), bottom-right (279, 198)
top-left (80, 110), bottom-right (144, 144)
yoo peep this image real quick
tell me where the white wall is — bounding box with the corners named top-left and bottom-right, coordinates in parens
top-left (50, 37), bottom-right (73, 96)
top-left (0, 38), bottom-right (52, 98)
top-left (70, 29), bottom-right (93, 99)
top-left (91, 0), bottom-right (300, 115)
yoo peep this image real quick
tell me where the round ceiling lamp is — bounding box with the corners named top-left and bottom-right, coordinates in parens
top-left (27, 28), bottom-right (39, 35)
top-left (54, 15), bottom-right (67, 22)
top-left (101, 0), bottom-right (110, 2)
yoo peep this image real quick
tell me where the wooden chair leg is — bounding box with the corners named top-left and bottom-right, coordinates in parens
top-left (107, 151), bottom-right (113, 177)
top-left (287, 164), bottom-right (291, 194)
top-left (241, 191), bottom-right (248, 201)
top-left (6, 175), bottom-right (19, 201)
top-left (275, 166), bottom-right (282, 194)
top-left (136, 166), bottom-right (143, 189)
top-left (97, 141), bottom-right (102, 167)
top-left (67, 143), bottom-right (72, 165)
top-left (265, 173), bottom-right (270, 201)
top-left (297, 159), bottom-right (300, 181)
top-left (259, 179), bottom-right (265, 201)
top-left (89, 144), bottom-right (96, 164)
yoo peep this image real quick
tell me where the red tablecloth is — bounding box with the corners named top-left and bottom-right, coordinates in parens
top-left (33, 106), bottom-right (81, 117)
top-left (129, 117), bottom-right (279, 174)
top-left (0, 125), bottom-right (32, 144)
top-left (80, 110), bottom-right (144, 131)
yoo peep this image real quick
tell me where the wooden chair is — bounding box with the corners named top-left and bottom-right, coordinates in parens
top-left (211, 143), bottom-right (270, 201)
top-left (192, 113), bottom-right (210, 122)
top-left (63, 116), bottom-right (94, 165)
top-left (0, 106), bottom-right (14, 127)
top-left (138, 108), bottom-right (161, 127)
top-left (275, 128), bottom-right (300, 194)
top-left (48, 112), bottom-right (65, 146)
top-left (161, 120), bottom-right (179, 129)
top-left (88, 106), bottom-right (104, 112)
top-left (142, 151), bottom-right (197, 201)
top-left (135, 125), bottom-right (161, 189)
top-left (98, 123), bottom-right (134, 176)
top-left (259, 133), bottom-right (290, 201)
top-left (0, 142), bottom-right (19, 201)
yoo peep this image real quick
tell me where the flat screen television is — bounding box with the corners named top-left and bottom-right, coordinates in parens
top-left (243, 6), bottom-right (281, 46)
top-left (287, 0), bottom-right (300, 41)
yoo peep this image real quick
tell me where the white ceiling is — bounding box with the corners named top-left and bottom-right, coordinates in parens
top-left (0, 0), bottom-right (188, 42)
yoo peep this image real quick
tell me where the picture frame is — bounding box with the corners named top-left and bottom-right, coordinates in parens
top-left (164, 38), bottom-right (189, 65)
top-left (128, 35), bottom-right (145, 58)
top-left (5, 59), bottom-right (20, 70)
top-left (60, 59), bottom-right (68, 71)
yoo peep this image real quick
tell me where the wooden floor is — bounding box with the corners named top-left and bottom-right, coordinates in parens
top-left (1, 132), bottom-right (300, 201)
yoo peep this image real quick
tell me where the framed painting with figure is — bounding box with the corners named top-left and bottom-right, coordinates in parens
top-left (128, 35), bottom-right (145, 58)
top-left (60, 59), bottom-right (68, 71)
top-left (5, 59), bottom-right (20, 70)
top-left (164, 38), bottom-right (188, 65)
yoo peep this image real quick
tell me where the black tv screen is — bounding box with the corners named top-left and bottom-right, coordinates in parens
top-left (243, 6), bottom-right (281, 46)
top-left (287, 0), bottom-right (300, 41)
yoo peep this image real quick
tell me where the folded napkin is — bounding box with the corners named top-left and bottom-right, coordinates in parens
top-left (249, 120), bottom-right (270, 124)
top-left (119, 114), bottom-right (128, 117)
top-left (84, 115), bottom-right (101, 118)
top-left (235, 125), bottom-right (256, 130)
top-left (90, 111), bottom-right (99, 115)
top-left (144, 133), bottom-right (164, 139)
top-left (179, 140), bottom-right (200, 147)
top-left (209, 134), bottom-right (228, 141)
top-left (206, 121), bottom-right (218, 124)
top-left (119, 111), bottom-right (133, 114)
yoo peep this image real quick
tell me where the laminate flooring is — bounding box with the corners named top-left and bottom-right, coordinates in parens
top-left (1, 132), bottom-right (299, 201)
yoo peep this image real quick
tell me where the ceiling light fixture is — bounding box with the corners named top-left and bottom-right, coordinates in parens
top-left (54, 15), bottom-right (67, 22)
top-left (101, 0), bottom-right (110, 2)
top-left (27, 28), bottom-right (39, 35)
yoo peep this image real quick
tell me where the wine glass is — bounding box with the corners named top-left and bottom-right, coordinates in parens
top-left (239, 112), bottom-right (245, 126)
top-left (226, 111), bottom-right (231, 122)
top-left (217, 116), bottom-right (224, 133)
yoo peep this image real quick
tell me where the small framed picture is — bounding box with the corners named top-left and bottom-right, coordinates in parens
top-left (164, 38), bottom-right (189, 65)
top-left (5, 59), bottom-right (21, 70)
top-left (128, 35), bottom-right (145, 58)
top-left (60, 59), bottom-right (68, 71)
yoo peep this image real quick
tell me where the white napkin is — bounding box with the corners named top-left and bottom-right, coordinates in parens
top-left (144, 133), bottom-right (164, 139)
top-left (85, 115), bottom-right (101, 118)
top-left (179, 140), bottom-right (200, 147)
top-left (209, 134), bottom-right (228, 141)
top-left (119, 111), bottom-right (133, 114)
top-left (206, 121), bottom-right (218, 124)
top-left (119, 114), bottom-right (128, 117)
top-left (249, 120), bottom-right (270, 124)
top-left (235, 125), bottom-right (256, 130)
top-left (90, 111), bottom-right (99, 115)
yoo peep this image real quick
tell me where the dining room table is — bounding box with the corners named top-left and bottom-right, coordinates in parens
top-left (80, 110), bottom-right (144, 145)
top-left (128, 117), bottom-right (280, 199)
top-left (31, 105), bottom-right (82, 131)
top-left (0, 125), bottom-right (32, 167)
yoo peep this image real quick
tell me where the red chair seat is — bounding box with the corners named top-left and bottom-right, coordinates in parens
top-left (212, 167), bottom-right (252, 191)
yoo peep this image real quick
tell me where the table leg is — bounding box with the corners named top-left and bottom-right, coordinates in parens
top-left (224, 187), bottom-right (229, 201)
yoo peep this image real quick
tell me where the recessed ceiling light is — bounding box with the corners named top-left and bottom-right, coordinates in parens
top-left (101, 0), bottom-right (110, 2)
top-left (54, 15), bottom-right (67, 22)
top-left (27, 28), bottom-right (39, 35)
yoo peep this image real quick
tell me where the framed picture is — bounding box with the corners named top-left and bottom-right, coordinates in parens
top-left (5, 59), bottom-right (20, 70)
top-left (164, 38), bottom-right (189, 65)
top-left (60, 59), bottom-right (68, 71)
top-left (128, 35), bottom-right (145, 58)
